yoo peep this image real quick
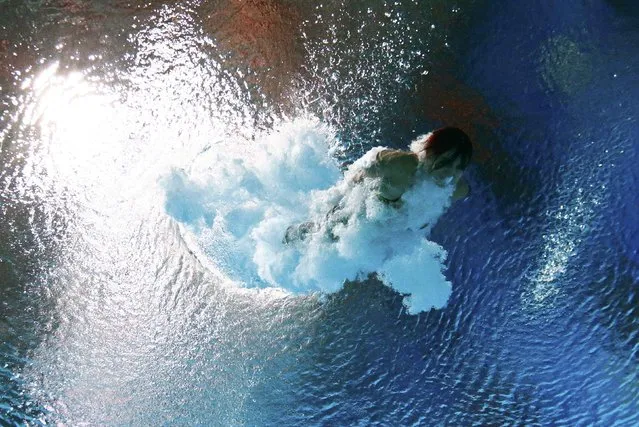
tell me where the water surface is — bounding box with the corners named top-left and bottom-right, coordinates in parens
top-left (1, 0), bottom-right (638, 425)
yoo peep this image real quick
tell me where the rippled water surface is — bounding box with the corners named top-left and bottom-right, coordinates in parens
top-left (1, 0), bottom-right (638, 425)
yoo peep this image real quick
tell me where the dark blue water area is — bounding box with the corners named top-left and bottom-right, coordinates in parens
top-left (463, 0), bottom-right (639, 275)
top-left (437, 0), bottom-right (639, 423)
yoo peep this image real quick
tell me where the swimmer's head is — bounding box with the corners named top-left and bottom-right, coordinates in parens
top-left (412, 127), bottom-right (472, 183)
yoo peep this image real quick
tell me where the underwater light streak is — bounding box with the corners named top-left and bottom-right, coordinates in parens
top-left (528, 184), bottom-right (597, 305)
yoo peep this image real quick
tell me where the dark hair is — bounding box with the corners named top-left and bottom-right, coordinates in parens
top-left (424, 127), bottom-right (472, 170)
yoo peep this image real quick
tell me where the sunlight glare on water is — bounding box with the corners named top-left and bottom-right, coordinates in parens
top-left (6, 5), bottom-right (318, 423)
top-left (24, 63), bottom-right (123, 190)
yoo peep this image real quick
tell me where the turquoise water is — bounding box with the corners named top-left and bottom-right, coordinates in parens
top-left (1, 0), bottom-right (638, 424)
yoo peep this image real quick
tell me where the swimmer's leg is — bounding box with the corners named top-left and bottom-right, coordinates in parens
top-left (283, 221), bottom-right (318, 244)
top-left (283, 202), bottom-right (351, 244)
top-left (324, 204), bottom-right (350, 242)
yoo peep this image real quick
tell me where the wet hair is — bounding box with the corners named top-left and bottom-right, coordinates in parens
top-left (424, 127), bottom-right (472, 170)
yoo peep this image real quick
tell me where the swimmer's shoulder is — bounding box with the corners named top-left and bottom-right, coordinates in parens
top-left (374, 149), bottom-right (419, 171)
top-left (350, 148), bottom-right (418, 183)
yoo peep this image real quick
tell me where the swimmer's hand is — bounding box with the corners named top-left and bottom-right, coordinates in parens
top-left (452, 178), bottom-right (470, 202)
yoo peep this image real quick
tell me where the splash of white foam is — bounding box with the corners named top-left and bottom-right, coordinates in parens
top-left (163, 118), bottom-right (454, 314)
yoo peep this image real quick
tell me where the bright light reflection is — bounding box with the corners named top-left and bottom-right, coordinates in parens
top-left (18, 7), bottom-right (306, 422)
top-left (23, 62), bottom-right (123, 192)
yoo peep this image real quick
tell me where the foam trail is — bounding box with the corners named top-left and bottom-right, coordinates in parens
top-left (163, 118), bottom-right (454, 314)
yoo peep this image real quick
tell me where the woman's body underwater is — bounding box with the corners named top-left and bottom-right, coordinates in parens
top-left (284, 126), bottom-right (473, 243)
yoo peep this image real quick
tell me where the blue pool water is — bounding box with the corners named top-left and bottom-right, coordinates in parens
top-left (1, 0), bottom-right (638, 425)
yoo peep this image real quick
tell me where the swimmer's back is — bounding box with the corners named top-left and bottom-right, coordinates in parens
top-left (362, 149), bottom-right (419, 202)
